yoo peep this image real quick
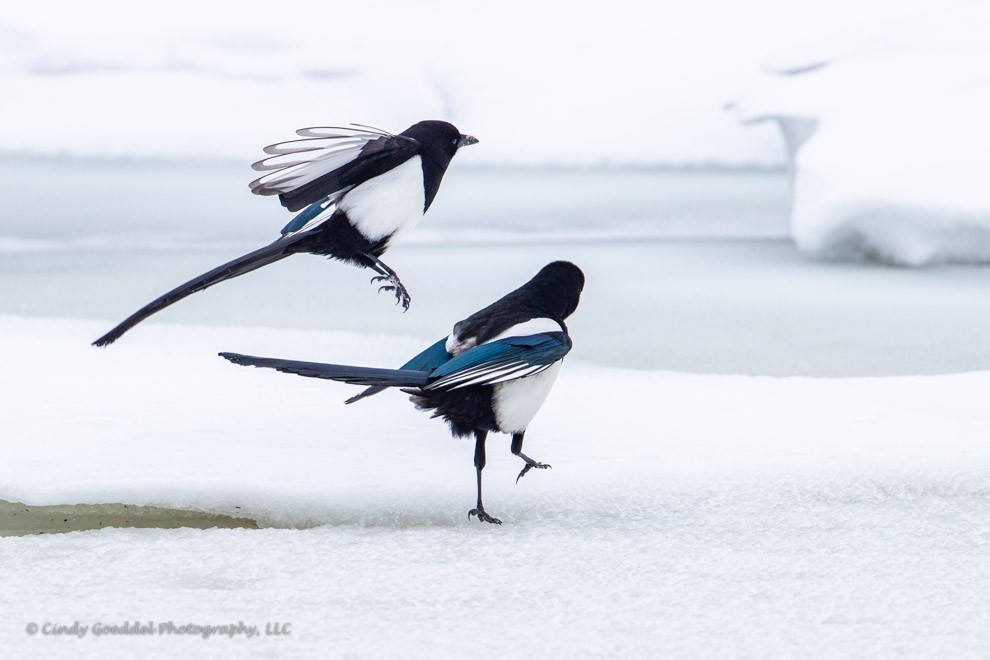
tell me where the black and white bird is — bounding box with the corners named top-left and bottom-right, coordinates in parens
top-left (220, 261), bottom-right (585, 524)
top-left (92, 120), bottom-right (477, 347)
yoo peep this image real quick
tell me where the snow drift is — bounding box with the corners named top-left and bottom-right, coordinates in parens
top-left (733, 2), bottom-right (990, 264)
top-left (3, 0), bottom-right (942, 167)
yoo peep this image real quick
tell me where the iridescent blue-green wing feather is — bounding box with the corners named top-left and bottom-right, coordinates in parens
top-left (426, 333), bottom-right (571, 391)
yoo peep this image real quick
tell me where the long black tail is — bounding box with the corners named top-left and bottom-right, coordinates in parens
top-left (93, 238), bottom-right (302, 347)
top-left (219, 352), bottom-right (431, 389)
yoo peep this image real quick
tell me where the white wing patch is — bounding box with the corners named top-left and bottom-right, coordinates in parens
top-left (430, 362), bottom-right (553, 391)
top-left (445, 333), bottom-right (476, 355)
top-left (338, 156), bottom-right (425, 243)
top-left (489, 318), bottom-right (564, 341)
top-left (249, 126), bottom-right (395, 196)
top-left (445, 317), bottom-right (563, 356)
top-left (250, 140), bottom-right (372, 195)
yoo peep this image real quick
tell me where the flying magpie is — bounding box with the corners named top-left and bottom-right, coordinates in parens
top-left (92, 120), bottom-right (478, 347)
top-left (220, 261), bottom-right (585, 525)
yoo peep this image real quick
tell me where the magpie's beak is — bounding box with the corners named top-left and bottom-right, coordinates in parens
top-left (457, 134), bottom-right (479, 148)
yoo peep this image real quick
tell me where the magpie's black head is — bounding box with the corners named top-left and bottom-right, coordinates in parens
top-left (401, 120), bottom-right (478, 164)
top-left (526, 261), bottom-right (585, 320)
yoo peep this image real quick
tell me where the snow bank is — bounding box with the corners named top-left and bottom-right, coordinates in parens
top-left (4, 314), bottom-right (990, 531)
top-left (733, 2), bottom-right (990, 264)
top-left (1, 0), bottom-right (942, 166)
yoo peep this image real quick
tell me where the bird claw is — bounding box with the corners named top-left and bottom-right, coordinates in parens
top-left (516, 461), bottom-right (551, 484)
top-left (468, 508), bottom-right (502, 525)
top-left (369, 274), bottom-right (411, 311)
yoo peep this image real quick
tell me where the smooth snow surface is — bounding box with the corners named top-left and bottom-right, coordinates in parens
top-left (3, 316), bottom-right (990, 657)
top-left (734, 2), bottom-right (990, 264)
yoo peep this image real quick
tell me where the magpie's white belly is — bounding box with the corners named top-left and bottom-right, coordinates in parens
top-left (338, 156), bottom-right (425, 243)
top-left (492, 361), bottom-right (563, 434)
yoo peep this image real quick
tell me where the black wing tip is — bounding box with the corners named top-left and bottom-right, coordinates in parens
top-left (92, 330), bottom-right (121, 347)
top-left (279, 194), bottom-right (307, 212)
top-left (219, 352), bottom-right (253, 366)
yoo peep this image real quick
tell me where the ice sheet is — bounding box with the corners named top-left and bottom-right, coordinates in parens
top-left (4, 240), bottom-right (990, 377)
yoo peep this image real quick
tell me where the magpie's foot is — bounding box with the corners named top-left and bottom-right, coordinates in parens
top-left (370, 275), bottom-right (411, 311)
top-left (516, 460), bottom-right (552, 484)
top-left (468, 508), bottom-right (502, 525)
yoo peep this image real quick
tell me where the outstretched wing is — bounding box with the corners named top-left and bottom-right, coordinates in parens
top-left (425, 332), bottom-right (572, 391)
top-left (249, 125), bottom-right (421, 212)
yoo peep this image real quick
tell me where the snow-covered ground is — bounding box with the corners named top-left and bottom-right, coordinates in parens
top-left (3, 315), bottom-right (990, 657)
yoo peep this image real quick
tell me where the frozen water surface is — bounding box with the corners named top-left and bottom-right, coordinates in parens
top-left (4, 240), bottom-right (990, 376)
top-left (0, 155), bottom-right (787, 243)
top-left (4, 157), bottom-right (990, 376)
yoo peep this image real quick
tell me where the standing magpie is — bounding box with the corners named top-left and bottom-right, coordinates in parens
top-left (220, 261), bottom-right (585, 525)
top-left (92, 120), bottom-right (478, 347)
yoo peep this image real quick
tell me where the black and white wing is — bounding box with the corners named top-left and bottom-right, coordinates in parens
top-left (249, 125), bottom-right (421, 212)
top-left (425, 333), bottom-right (572, 391)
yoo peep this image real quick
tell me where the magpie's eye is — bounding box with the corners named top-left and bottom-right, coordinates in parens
top-left (452, 138), bottom-right (458, 145)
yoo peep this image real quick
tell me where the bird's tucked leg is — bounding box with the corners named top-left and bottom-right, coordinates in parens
top-left (512, 432), bottom-right (551, 483)
top-left (468, 430), bottom-right (502, 525)
top-left (360, 253), bottom-right (411, 311)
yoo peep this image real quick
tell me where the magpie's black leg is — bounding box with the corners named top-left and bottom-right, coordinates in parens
top-left (360, 253), bottom-right (411, 311)
top-left (511, 432), bottom-right (551, 483)
top-left (468, 430), bottom-right (501, 525)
